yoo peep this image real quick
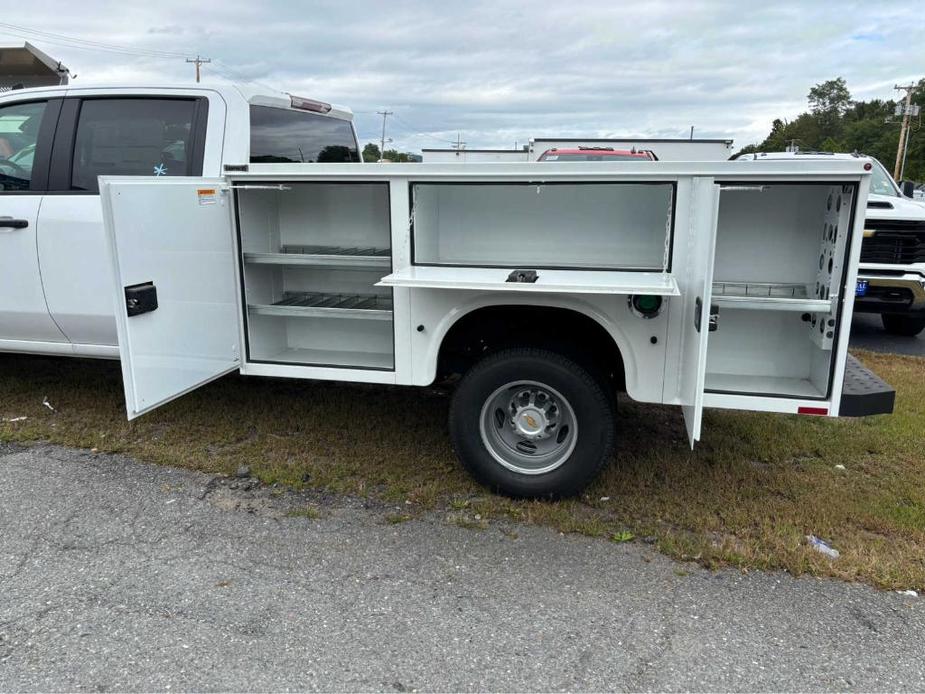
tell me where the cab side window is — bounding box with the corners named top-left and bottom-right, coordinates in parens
top-left (70, 99), bottom-right (200, 193)
top-left (0, 101), bottom-right (47, 191)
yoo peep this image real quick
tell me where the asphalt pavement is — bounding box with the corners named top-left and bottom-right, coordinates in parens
top-left (850, 314), bottom-right (925, 356)
top-left (1, 443), bottom-right (923, 692)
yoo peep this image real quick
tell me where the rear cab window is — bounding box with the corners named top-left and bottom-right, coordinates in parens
top-left (249, 105), bottom-right (360, 163)
top-left (70, 98), bottom-right (206, 192)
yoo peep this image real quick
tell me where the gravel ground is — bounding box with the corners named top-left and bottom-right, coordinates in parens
top-left (1, 442), bottom-right (924, 692)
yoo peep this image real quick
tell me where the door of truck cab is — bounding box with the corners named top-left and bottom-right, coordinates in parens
top-left (100, 176), bottom-right (240, 418)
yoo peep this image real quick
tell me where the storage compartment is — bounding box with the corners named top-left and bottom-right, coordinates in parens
top-left (705, 183), bottom-right (856, 398)
top-left (236, 182), bottom-right (394, 370)
top-left (411, 182), bottom-right (674, 270)
top-left (705, 308), bottom-right (832, 398)
top-left (247, 313), bottom-right (394, 369)
top-left (712, 183), bottom-right (853, 317)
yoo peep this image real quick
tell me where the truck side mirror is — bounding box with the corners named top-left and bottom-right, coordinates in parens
top-left (901, 180), bottom-right (915, 197)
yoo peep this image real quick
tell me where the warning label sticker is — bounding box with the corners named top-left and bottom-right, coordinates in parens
top-left (197, 188), bottom-right (217, 206)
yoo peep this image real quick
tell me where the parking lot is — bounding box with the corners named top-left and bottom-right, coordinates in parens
top-left (1, 317), bottom-right (924, 690)
top-left (849, 314), bottom-right (925, 357)
top-left (2, 442), bottom-right (924, 692)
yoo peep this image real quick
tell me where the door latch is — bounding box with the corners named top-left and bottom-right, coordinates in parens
top-left (124, 282), bottom-right (158, 317)
top-left (694, 297), bottom-right (719, 333)
top-left (506, 269), bottom-right (539, 283)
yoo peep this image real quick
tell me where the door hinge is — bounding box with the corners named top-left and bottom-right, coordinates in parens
top-left (694, 297), bottom-right (719, 333)
top-left (222, 184), bottom-right (292, 191)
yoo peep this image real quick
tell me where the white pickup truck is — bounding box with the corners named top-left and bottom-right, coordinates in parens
top-left (0, 85), bottom-right (896, 499)
top-left (0, 82), bottom-right (360, 357)
top-left (734, 152), bottom-right (925, 336)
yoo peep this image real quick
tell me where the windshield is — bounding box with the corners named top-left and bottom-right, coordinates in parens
top-left (869, 158), bottom-right (900, 197)
top-left (250, 106), bottom-right (360, 163)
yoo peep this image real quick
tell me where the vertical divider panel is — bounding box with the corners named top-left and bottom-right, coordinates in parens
top-left (809, 185), bottom-right (852, 351)
top-left (389, 177), bottom-right (413, 382)
top-left (828, 174), bottom-right (870, 414)
top-left (676, 177), bottom-right (720, 446)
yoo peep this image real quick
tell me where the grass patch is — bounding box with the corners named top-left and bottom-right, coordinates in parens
top-left (611, 530), bottom-right (635, 543)
top-left (286, 507), bottom-right (322, 520)
top-left (1, 351), bottom-right (924, 590)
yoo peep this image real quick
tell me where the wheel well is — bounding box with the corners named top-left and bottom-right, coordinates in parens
top-left (436, 305), bottom-right (626, 388)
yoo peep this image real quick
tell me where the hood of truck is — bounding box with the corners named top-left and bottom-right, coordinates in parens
top-left (866, 193), bottom-right (925, 222)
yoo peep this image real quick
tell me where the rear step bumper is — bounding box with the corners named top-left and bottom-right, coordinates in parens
top-left (839, 354), bottom-right (895, 417)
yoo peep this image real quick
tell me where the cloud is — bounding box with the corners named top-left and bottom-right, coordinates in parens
top-left (3, 0), bottom-right (922, 151)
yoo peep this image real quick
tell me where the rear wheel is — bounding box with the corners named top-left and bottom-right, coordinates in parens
top-left (449, 348), bottom-right (615, 498)
top-left (881, 313), bottom-right (925, 337)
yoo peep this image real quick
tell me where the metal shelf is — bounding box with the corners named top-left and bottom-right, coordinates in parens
top-left (245, 245), bottom-right (391, 269)
top-left (253, 347), bottom-right (395, 370)
top-left (379, 266), bottom-right (680, 295)
top-left (712, 281), bottom-right (832, 313)
top-left (248, 291), bottom-right (394, 320)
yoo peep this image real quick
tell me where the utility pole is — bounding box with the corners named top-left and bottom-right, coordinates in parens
top-left (452, 133), bottom-right (466, 150)
top-left (893, 83), bottom-right (917, 181)
top-left (186, 55), bottom-right (211, 83)
top-left (377, 110), bottom-right (393, 161)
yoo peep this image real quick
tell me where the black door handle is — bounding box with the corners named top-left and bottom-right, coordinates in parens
top-left (0, 218), bottom-right (29, 229)
top-left (124, 282), bottom-right (158, 317)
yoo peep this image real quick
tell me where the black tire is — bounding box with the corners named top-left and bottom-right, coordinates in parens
top-left (448, 347), bottom-right (615, 499)
top-left (881, 313), bottom-right (925, 337)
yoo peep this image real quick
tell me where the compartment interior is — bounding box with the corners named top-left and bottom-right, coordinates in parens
top-left (705, 183), bottom-right (854, 398)
top-left (236, 182), bottom-right (394, 369)
top-left (411, 182), bottom-right (674, 270)
top-left (705, 309), bottom-right (832, 398)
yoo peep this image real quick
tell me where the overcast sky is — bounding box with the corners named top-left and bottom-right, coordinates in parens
top-left (3, 1), bottom-right (923, 152)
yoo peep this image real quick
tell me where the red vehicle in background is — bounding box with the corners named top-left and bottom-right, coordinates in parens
top-left (537, 146), bottom-right (658, 162)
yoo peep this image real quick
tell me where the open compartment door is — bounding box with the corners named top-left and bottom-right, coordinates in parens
top-left (677, 178), bottom-right (720, 446)
top-left (100, 177), bottom-right (240, 419)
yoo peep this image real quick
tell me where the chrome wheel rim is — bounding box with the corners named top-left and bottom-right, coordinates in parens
top-left (478, 380), bottom-right (578, 475)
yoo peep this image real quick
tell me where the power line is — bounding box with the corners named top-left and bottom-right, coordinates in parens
top-left (0, 22), bottom-right (284, 94)
top-left (0, 22), bottom-right (190, 58)
top-left (209, 58), bottom-right (281, 94)
top-left (390, 113), bottom-right (458, 145)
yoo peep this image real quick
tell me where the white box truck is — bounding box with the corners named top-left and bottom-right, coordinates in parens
top-left (529, 137), bottom-right (734, 162)
top-left (96, 158), bottom-right (894, 497)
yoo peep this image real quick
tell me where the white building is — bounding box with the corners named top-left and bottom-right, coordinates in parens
top-left (421, 148), bottom-right (529, 163)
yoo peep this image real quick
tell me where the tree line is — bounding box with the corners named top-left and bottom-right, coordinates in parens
top-left (361, 143), bottom-right (420, 163)
top-left (738, 77), bottom-right (924, 182)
